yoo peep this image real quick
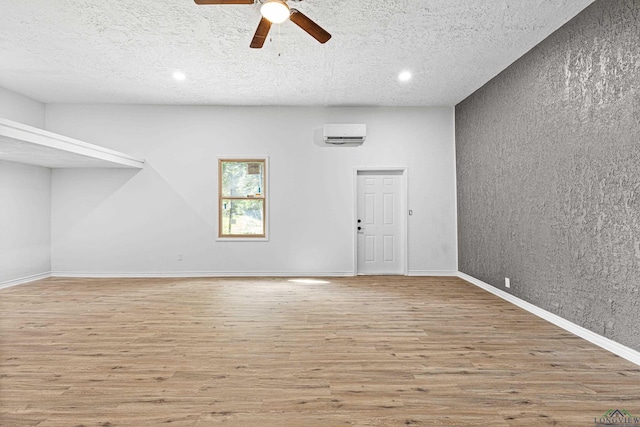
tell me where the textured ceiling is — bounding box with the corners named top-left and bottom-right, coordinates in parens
top-left (0, 0), bottom-right (594, 106)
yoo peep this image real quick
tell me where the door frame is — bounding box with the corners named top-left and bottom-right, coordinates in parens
top-left (353, 167), bottom-right (408, 276)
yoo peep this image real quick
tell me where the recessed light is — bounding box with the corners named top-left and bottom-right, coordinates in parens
top-left (173, 71), bottom-right (186, 81)
top-left (398, 70), bottom-right (412, 82)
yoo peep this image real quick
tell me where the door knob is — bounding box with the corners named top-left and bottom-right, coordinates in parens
top-left (357, 219), bottom-right (361, 223)
top-left (357, 226), bottom-right (362, 231)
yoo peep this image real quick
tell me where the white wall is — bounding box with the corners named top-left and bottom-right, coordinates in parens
top-left (0, 86), bottom-right (45, 128)
top-left (0, 87), bottom-right (51, 287)
top-left (47, 105), bottom-right (457, 276)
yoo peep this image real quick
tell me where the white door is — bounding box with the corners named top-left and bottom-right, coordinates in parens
top-left (356, 170), bottom-right (405, 275)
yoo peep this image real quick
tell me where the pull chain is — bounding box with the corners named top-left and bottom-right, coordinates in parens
top-left (277, 23), bottom-right (282, 57)
top-left (268, 24), bottom-right (282, 57)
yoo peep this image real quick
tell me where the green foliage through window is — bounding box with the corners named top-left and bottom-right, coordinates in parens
top-left (219, 159), bottom-right (266, 237)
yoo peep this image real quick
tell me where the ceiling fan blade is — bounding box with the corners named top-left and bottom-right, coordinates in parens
top-left (250, 17), bottom-right (272, 49)
top-left (194, 0), bottom-right (254, 4)
top-left (289, 8), bottom-right (331, 44)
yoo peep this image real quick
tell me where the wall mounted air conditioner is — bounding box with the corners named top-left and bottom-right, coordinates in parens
top-left (323, 124), bottom-right (366, 145)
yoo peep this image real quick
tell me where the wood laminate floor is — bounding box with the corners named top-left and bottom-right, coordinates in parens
top-left (1, 276), bottom-right (639, 426)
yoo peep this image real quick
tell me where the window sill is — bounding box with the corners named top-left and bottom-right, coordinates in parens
top-left (216, 237), bottom-right (270, 242)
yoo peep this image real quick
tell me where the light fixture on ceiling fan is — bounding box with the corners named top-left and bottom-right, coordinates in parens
top-left (260, 0), bottom-right (290, 24)
top-left (194, 0), bottom-right (331, 49)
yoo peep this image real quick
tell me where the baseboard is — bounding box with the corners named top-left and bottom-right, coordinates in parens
top-left (0, 271), bottom-right (51, 290)
top-left (55, 271), bottom-right (458, 278)
top-left (457, 272), bottom-right (640, 367)
top-left (50, 271), bottom-right (354, 278)
top-left (408, 270), bottom-right (458, 276)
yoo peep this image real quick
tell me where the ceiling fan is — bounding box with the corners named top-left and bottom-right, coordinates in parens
top-left (194, 0), bottom-right (331, 49)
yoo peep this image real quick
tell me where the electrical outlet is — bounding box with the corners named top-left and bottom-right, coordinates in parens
top-left (178, 253), bottom-right (183, 261)
top-left (505, 277), bottom-right (510, 288)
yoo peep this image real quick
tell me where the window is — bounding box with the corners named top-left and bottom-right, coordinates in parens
top-left (218, 158), bottom-right (267, 238)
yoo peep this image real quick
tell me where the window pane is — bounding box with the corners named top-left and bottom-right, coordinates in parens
top-left (221, 161), bottom-right (264, 197)
top-left (220, 199), bottom-right (264, 236)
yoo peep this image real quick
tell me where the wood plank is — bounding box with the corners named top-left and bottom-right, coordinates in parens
top-left (1, 276), bottom-right (639, 426)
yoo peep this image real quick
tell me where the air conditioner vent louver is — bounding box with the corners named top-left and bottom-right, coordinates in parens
top-left (323, 124), bottom-right (366, 145)
top-left (325, 136), bottom-right (365, 144)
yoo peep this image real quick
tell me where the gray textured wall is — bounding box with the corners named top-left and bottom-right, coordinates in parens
top-left (456, 0), bottom-right (640, 351)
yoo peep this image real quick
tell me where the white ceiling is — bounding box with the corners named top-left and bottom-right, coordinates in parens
top-left (0, 0), bottom-right (594, 107)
